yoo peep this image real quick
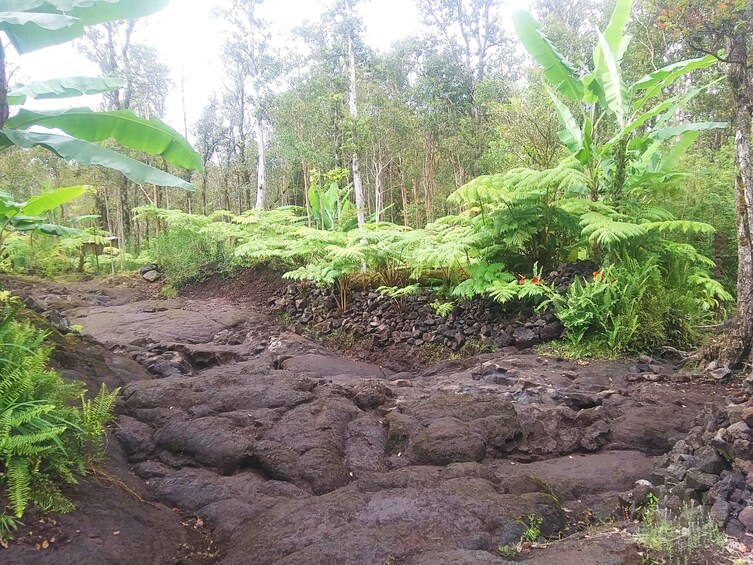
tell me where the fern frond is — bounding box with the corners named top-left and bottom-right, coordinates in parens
top-left (6, 457), bottom-right (31, 517)
top-left (642, 220), bottom-right (715, 235)
top-left (580, 213), bottom-right (648, 246)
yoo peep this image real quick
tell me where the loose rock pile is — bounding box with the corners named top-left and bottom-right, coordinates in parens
top-left (270, 261), bottom-right (599, 351)
top-left (273, 287), bottom-right (563, 350)
top-left (648, 388), bottom-right (753, 544)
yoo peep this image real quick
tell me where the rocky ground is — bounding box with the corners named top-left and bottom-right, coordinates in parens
top-left (0, 269), bottom-right (747, 564)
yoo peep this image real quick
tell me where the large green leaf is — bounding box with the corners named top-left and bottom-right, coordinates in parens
top-left (649, 122), bottom-right (727, 141)
top-left (596, 31), bottom-right (628, 128)
top-left (7, 76), bottom-right (123, 105)
top-left (0, 0), bottom-right (169, 54)
top-left (5, 108), bottom-right (203, 171)
top-left (659, 131), bottom-right (700, 172)
top-left (599, 88), bottom-right (704, 157)
top-left (631, 55), bottom-right (717, 108)
top-left (22, 185), bottom-right (86, 216)
top-left (13, 221), bottom-right (81, 236)
top-left (0, 129), bottom-right (195, 190)
top-left (35, 223), bottom-right (81, 236)
top-left (545, 84), bottom-right (582, 155)
top-left (0, 10), bottom-right (74, 28)
top-left (593, 0), bottom-right (633, 70)
top-left (512, 11), bottom-right (583, 101)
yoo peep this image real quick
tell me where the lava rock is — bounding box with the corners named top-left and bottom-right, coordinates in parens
top-left (410, 417), bottom-right (486, 465)
top-left (738, 506), bottom-right (753, 532)
top-left (513, 327), bottom-right (540, 350)
top-left (142, 269), bottom-right (162, 283)
top-left (685, 468), bottom-right (718, 491)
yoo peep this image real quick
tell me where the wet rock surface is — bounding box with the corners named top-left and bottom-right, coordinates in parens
top-left (0, 273), bottom-right (736, 564)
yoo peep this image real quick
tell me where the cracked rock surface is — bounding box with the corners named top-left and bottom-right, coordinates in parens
top-left (0, 274), bottom-right (733, 564)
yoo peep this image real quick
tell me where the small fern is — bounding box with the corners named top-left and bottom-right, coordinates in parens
top-left (0, 305), bottom-right (118, 538)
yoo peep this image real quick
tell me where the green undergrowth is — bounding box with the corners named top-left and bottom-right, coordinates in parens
top-left (0, 300), bottom-right (119, 539)
top-left (635, 500), bottom-right (726, 565)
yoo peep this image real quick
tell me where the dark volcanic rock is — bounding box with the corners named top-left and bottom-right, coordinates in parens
top-left (513, 327), bottom-right (540, 350)
top-left (221, 467), bottom-right (564, 565)
top-left (411, 417), bottom-right (486, 465)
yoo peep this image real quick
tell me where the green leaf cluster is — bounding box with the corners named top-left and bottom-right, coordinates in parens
top-left (0, 0), bottom-right (201, 189)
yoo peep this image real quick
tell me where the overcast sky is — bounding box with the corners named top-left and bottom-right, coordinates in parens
top-left (9, 0), bottom-right (531, 132)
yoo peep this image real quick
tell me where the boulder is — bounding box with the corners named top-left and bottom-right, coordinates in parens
top-left (513, 327), bottom-right (540, 350)
top-left (142, 269), bottom-right (162, 283)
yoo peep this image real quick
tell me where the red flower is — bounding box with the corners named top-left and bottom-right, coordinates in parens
top-left (593, 271), bottom-right (601, 280)
top-left (532, 277), bottom-right (540, 284)
top-left (518, 276), bottom-right (526, 285)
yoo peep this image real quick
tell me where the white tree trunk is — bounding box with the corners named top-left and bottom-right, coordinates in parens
top-left (254, 113), bottom-right (266, 209)
top-left (245, 0), bottom-right (267, 210)
top-left (345, 0), bottom-right (365, 228)
top-left (374, 162), bottom-right (383, 224)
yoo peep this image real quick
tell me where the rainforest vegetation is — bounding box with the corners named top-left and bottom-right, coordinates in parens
top-left (0, 0), bottom-right (751, 558)
top-left (1, 0), bottom-right (746, 357)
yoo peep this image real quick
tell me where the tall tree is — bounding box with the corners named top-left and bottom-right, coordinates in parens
top-left (193, 95), bottom-right (228, 214)
top-left (215, 0), bottom-right (275, 211)
top-left (244, 0), bottom-right (268, 209)
top-left (79, 21), bottom-right (173, 242)
top-left (660, 1), bottom-right (753, 368)
top-left (344, 0), bottom-right (366, 228)
top-left (416, 0), bottom-right (511, 81)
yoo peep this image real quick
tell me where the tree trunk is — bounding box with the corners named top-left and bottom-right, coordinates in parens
top-left (244, 0), bottom-right (268, 211)
top-left (201, 172), bottom-right (208, 215)
top-left (254, 113), bottom-right (267, 209)
top-left (723, 32), bottom-right (753, 368)
top-left (0, 42), bottom-right (9, 128)
top-left (118, 176), bottom-right (131, 246)
top-left (412, 178), bottom-right (421, 227)
top-left (374, 161), bottom-right (383, 223)
top-left (303, 162), bottom-right (312, 227)
top-left (345, 0), bottom-right (366, 228)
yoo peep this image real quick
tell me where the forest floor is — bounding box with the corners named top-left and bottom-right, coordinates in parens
top-left (0, 268), bottom-right (745, 564)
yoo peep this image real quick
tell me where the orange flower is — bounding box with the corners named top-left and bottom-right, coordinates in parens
top-left (593, 271), bottom-right (601, 280)
top-left (532, 277), bottom-right (540, 284)
top-left (518, 276), bottom-right (526, 285)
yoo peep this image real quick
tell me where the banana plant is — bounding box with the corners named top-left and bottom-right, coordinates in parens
top-left (0, 185), bottom-right (87, 251)
top-left (307, 168), bottom-right (356, 231)
top-left (512, 0), bottom-right (724, 203)
top-left (0, 0), bottom-right (202, 189)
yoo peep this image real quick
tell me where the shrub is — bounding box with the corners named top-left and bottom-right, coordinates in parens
top-left (551, 256), bottom-right (729, 355)
top-left (149, 227), bottom-right (234, 287)
top-left (0, 304), bottom-right (118, 537)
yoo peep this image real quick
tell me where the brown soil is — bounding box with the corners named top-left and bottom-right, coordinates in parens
top-left (181, 266), bottom-right (288, 308)
top-left (0, 271), bottom-right (744, 564)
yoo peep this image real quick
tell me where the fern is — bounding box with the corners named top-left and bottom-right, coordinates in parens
top-left (487, 280), bottom-right (519, 304)
top-left (641, 220), bottom-right (715, 235)
top-left (579, 212), bottom-right (648, 246)
top-left (6, 458), bottom-right (31, 517)
top-left (0, 306), bottom-right (118, 537)
top-left (431, 300), bottom-right (455, 317)
top-left (378, 284), bottom-right (421, 299)
top-left (452, 261), bottom-right (514, 299)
